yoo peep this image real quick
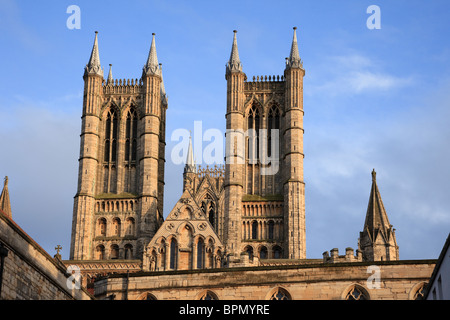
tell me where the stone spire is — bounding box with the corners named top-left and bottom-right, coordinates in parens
top-left (226, 30), bottom-right (243, 74)
top-left (184, 135), bottom-right (196, 174)
top-left (143, 33), bottom-right (160, 76)
top-left (107, 64), bottom-right (113, 84)
top-left (363, 169), bottom-right (391, 237)
top-left (286, 27), bottom-right (303, 69)
top-left (84, 31), bottom-right (103, 77)
top-left (359, 169), bottom-right (399, 261)
top-left (0, 176), bottom-right (12, 218)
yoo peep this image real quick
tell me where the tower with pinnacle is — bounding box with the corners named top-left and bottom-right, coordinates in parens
top-left (69, 31), bottom-right (168, 262)
top-left (223, 27), bottom-right (306, 260)
top-left (358, 169), bottom-right (399, 261)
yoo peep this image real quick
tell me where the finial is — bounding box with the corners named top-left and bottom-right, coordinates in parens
top-left (226, 29), bottom-right (242, 74)
top-left (85, 31), bottom-right (103, 77)
top-left (372, 169), bottom-right (376, 181)
top-left (107, 64), bottom-right (113, 83)
top-left (143, 33), bottom-right (159, 76)
top-left (3, 176), bottom-right (8, 187)
top-left (54, 245), bottom-right (62, 260)
top-left (286, 27), bottom-right (302, 69)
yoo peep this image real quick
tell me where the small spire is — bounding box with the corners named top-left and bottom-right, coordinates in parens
top-left (226, 30), bottom-right (243, 74)
top-left (143, 33), bottom-right (160, 76)
top-left (85, 31), bottom-right (103, 77)
top-left (363, 169), bottom-right (391, 240)
top-left (286, 27), bottom-right (302, 69)
top-left (184, 135), bottom-right (196, 174)
top-left (107, 64), bottom-right (113, 84)
top-left (0, 176), bottom-right (12, 218)
top-left (159, 63), bottom-right (168, 105)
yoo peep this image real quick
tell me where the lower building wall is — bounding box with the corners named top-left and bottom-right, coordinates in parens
top-left (94, 260), bottom-right (435, 300)
top-left (0, 212), bottom-right (92, 300)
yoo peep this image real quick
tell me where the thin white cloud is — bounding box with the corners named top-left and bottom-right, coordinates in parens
top-left (307, 53), bottom-right (414, 96)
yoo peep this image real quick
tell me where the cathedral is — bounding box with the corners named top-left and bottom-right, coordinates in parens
top-left (63, 28), bottom-right (435, 300)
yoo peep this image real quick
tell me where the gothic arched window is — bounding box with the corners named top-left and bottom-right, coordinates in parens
top-left (267, 106), bottom-right (280, 157)
top-left (198, 290), bottom-right (219, 300)
top-left (269, 287), bottom-right (291, 300)
top-left (208, 202), bottom-right (215, 230)
top-left (344, 285), bottom-right (369, 300)
top-left (170, 238), bottom-right (178, 270)
top-left (125, 108), bottom-right (138, 162)
top-left (197, 238), bottom-right (205, 269)
top-left (104, 108), bottom-right (118, 163)
top-left (247, 104), bottom-right (260, 161)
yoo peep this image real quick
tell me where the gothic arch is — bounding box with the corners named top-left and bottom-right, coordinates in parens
top-left (196, 184), bottom-right (220, 208)
top-left (122, 102), bottom-right (141, 119)
top-left (101, 103), bottom-right (120, 120)
top-left (137, 292), bottom-right (158, 300)
top-left (341, 283), bottom-right (371, 300)
top-left (409, 281), bottom-right (428, 300)
top-left (244, 98), bottom-right (263, 117)
top-left (266, 287), bottom-right (292, 300)
top-left (265, 102), bottom-right (281, 117)
top-left (176, 221), bottom-right (196, 236)
top-left (196, 290), bottom-right (219, 300)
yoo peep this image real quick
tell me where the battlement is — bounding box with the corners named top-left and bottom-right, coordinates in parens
top-left (196, 165), bottom-right (225, 179)
top-left (102, 78), bottom-right (143, 94)
top-left (323, 247), bottom-right (363, 264)
top-left (247, 75), bottom-right (285, 82)
top-left (244, 75), bottom-right (285, 91)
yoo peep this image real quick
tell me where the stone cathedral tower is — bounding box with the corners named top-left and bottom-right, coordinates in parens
top-left (69, 31), bottom-right (167, 262)
top-left (224, 27), bottom-right (306, 260)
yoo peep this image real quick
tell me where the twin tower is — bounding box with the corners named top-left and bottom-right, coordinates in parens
top-left (69, 28), bottom-right (307, 268)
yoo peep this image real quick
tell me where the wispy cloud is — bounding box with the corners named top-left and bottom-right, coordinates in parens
top-left (307, 53), bottom-right (414, 96)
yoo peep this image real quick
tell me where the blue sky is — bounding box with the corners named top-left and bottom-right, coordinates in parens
top-left (0, 0), bottom-right (449, 260)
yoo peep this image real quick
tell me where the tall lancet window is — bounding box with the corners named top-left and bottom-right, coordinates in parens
top-left (267, 106), bottom-right (280, 157)
top-left (247, 104), bottom-right (260, 162)
top-left (125, 108), bottom-right (138, 162)
top-left (104, 108), bottom-right (118, 163)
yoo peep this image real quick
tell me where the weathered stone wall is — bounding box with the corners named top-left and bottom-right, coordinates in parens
top-left (94, 259), bottom-right (435, 300)
top-left (0, 212), bottom-right (92, 300)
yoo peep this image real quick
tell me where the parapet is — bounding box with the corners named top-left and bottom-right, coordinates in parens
top-left (322, 247), bottom-right (363, 263)
top-left (103, 78), bottom-right (143, 94)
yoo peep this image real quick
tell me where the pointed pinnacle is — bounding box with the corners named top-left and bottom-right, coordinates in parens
top-left (185, 135), bottom-right (196, 173)
top-left (107, 64), bottom-right (113, 83)
top-left (143, 33), bottom-right (160, 76)
top-left (226, 30), bottom-right (242, 74)
top-left (286, 27), bottom-right (302, 69)
top-left (85, 31), bottom-right (103, 77)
